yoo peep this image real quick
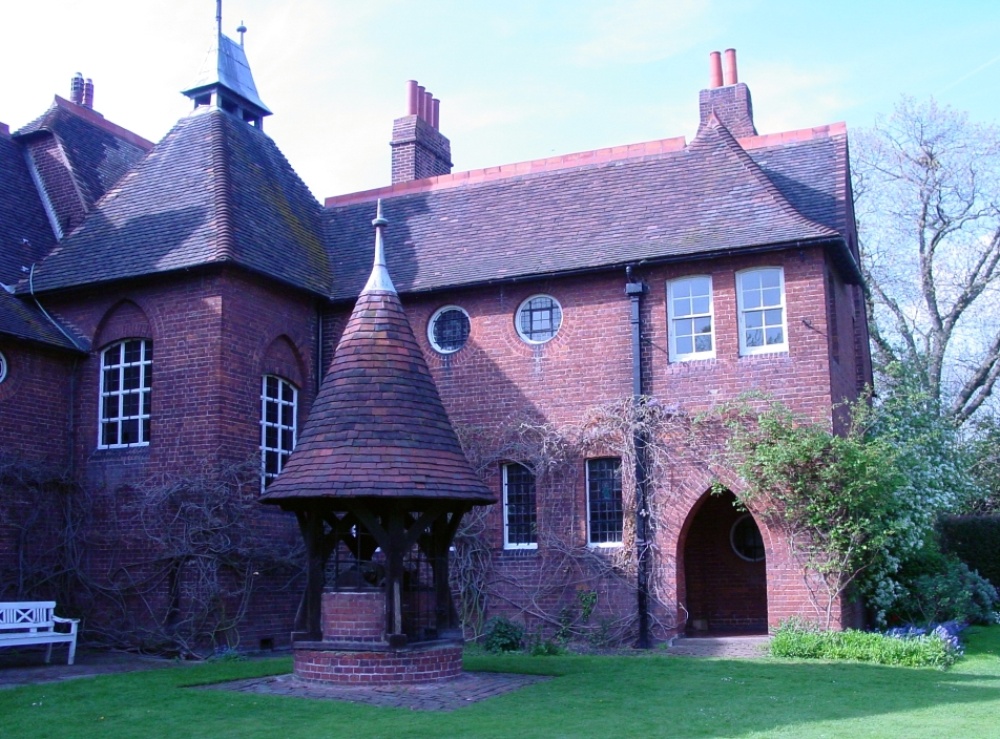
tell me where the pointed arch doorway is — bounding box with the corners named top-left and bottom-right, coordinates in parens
top-left (680, 490), bottom-right (767, 635)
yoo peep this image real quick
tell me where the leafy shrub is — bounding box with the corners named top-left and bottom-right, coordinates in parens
top-left (939, 515), bottom-right (1000, 589)
top-left (483, 616), bottom-right (525, 653)
top-left (528, 633), bottom-right (564, 656)
top-left (892, 553), bottom-right (997, 625)
top-left (770, 619), bottom-right (961, 668)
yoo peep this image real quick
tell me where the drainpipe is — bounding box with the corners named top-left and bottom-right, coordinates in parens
top-left (625, 267), bottom-right (651, 649)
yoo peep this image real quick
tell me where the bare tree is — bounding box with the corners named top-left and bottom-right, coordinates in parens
top-left (853, 97), bottom-right (1000, 424)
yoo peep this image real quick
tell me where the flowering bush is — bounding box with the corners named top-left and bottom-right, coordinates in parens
top-left (771, 619), bottom-right (961, 668)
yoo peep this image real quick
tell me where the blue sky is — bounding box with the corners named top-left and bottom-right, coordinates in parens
top-left (2, 1), bottom-right (998, 199)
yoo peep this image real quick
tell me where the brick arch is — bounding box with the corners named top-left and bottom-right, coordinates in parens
top-left (676, 487), bottom-right (768, 635)
top-left (261, 335), bottom-right (306, 389)
top-left (93, 299), bottom-right (152, 348)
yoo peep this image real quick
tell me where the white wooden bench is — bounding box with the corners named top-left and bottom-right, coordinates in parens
top-left (0, 601), bottom-right (79, 665)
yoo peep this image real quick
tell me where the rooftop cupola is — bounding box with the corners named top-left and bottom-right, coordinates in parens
top-left (182, 0), bottom-right (271, 128)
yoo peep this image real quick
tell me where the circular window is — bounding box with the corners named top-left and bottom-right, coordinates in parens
top-left (428, 306), bottom-right (470, 354)
top-left (0, 351), bottom-right (7, 384)
top-left (515, 294), bottom-right (562, 344)
top-left (730, 514), bottom-right (765, 562)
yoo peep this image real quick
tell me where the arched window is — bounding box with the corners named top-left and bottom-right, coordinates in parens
top-left (261, 374), bottom-right (298, 487)
top-left (99, 339), bottom-right (152, 448)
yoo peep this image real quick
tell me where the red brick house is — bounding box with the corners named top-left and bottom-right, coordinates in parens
top-left (0, 26), bottom-right (871, 649)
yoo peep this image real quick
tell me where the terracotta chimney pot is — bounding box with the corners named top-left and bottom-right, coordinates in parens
top-left (723, 48), bottom-right (738, 86)
top-left (709, 51), bottom-right (723, 88)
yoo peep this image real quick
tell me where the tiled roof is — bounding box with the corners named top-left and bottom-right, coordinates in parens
top-left (27, 107), bottom-right (330, 296)
top-left (0, 132), bottom-right (54, 286)
top-left (0, 291), bottom-right (82, 351)
top-left (261, 264), bottom-right (495, 505)
top-left (15, 96), bottom-right (153, 214)
top-left (324, 119), bottom-right (854, 301)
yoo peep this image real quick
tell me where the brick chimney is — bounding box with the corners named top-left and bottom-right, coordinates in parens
top-left (390, 80), bottom-right (452, 184)
top-left (698, 49), bottom-right (757, 137)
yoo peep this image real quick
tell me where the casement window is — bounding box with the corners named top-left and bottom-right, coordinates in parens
top-left (667, 276), bottom-right (715, 361)
top-left (99, 339), bottom-right (152, 448)
top-left (261, 375), bottom-right (297, 487)
top-left (428, 305), bottom-right (471, 354)
top-left (515, 295), bottom-right (562, 344)
top-left (587, 458), bottom-right (623, 546)
top-left (737, 267), bottom-right (788, 355)
top-left (503, 462), bottom-right (537, 549)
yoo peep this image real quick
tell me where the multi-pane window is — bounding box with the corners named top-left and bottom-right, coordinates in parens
top-left (261, 375), bottom-right (297, 488)
top-left (99, 339), bottom-right (152, 448)
top-left (587, 458), bottom-right (623, 546)
top-left (667, 276), bottom-right (715, 361)
top-left (428, 305), bottom-right (471, 354)
top-left (737, 268), bottom-right (787, 354)
top-left (515, 295), bottom-right (562, 344)
top-left (503, 462), bottom-right (537, 548)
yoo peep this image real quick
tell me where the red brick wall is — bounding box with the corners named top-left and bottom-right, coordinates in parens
top-left (391, 246), bottom-right (870, 638)
top-left (35, 268), bottom-right (319, 646)
top-left (0, 341), bottom-right (75, 466)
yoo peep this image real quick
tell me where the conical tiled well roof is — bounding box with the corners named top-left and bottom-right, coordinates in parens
top-left (261, 205), bottom-right (494, 506)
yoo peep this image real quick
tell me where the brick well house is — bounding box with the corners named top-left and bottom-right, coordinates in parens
top-left (0, 27), bottom-right (871, 648)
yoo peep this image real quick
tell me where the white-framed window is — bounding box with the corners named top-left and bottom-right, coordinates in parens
top-left (667, 275), bottom-right (715, 361)
top-left (737, 267), bottom-right (788, 355)
top-left (730, 514), bottom-right (766, 562)
top-left (261, 375), bottom-right (297, 488)
top-left (0, 350), bottom-right (7, 384)
top-left (427, 305), bottom-right (471, 354)
top-left (515, 294), bottom-right (562, 344)
top-left (99, 338), bottom-right (151, 448)
top-left (587, 458), bottom-right (623, 546)
top-left (503, 462), bottom-right (537, 549)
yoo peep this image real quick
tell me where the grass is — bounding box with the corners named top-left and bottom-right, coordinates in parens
top-left (1, 626), bottom-right (999, 738)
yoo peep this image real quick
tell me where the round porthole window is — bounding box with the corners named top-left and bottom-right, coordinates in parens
top-left (428, 306), bottom-right (470, 354)
top-left (0, 351), bottom-right (7, 384)
top-left (515, 294), bottom-right (562, 344)
top-left (730, 514), bottom-right (765, 562)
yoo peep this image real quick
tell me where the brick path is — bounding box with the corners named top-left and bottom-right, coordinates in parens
top-left (665, 635), bottom-right (771, 658)
top-left (199, 671), bottom-right (550, 712)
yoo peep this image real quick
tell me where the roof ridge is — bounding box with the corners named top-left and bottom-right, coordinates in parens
top-left (325, 136), bottom-right (688, 208)
top-left (691, 117), bottom-right (839, 238)
top-left (324, 122), bottom-right (848, 210)
top-left (15, 96), bottom-right (155, 152)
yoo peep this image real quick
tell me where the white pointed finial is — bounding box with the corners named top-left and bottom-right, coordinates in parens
top-left (363, 199), bottom-right (396, 293)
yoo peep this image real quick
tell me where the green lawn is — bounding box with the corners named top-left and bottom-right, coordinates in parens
top-left (3, 627), bottom-right (999, 738)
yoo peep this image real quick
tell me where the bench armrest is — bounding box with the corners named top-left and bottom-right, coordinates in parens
top-left (52, 615), bottom-right (80, 633)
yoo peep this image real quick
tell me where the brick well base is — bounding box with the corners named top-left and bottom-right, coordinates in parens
top-left (293, 641), bottom-right (463, 684)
